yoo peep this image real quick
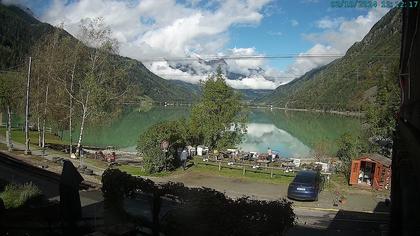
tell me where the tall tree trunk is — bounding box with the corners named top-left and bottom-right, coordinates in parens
top-left (41, 84), bottom-right (49, 148)
top-left (37, 115), bottom-right (41, 147)
top-left (69, 63), bottom-right (75, 157)
top-left (6, 105), bottom-right (13, 151)
top-left (76, 94), bottom-right (89, 156)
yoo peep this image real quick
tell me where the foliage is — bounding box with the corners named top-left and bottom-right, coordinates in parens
top-left (336, 132), bottom-right (368, 178)
top-left (137, 119), bottom-right (191, 173)
top-left (101, 169), bottom-right (296, 236)
top-left (363, 63), bottom-right (400, 153)
top-left (0, 71), bottom-right (25, 150)
top-left (190, 68), bottom-right (247, 150)
top-left (0, 71), bottom-right (24, 109)
top-left (0, 182), bottom-right (42, 209)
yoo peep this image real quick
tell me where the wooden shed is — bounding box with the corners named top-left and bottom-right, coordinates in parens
top-left (349, 154), bottom-right (391, 190)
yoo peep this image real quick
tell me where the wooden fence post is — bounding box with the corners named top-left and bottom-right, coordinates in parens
top-left (270, 168), bottom-right (273, 178)
top-left (218, 161), bottom-right (221, 171)
top-left (243, 165), bottom-right (246, 175)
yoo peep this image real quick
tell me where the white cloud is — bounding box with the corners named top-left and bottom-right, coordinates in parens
top-left (148, 61), bottom-right (207, 84)
top-left (41, 0), bottom-right (271, 59)
top-left (290, 19), bottom-right (299, 27)
top-left (225, 47), bottom-right (265, 75)
top-left (33, 0), bottom-right (276, 89)
top-left (316, 16), bottom-right (345, 29)
top-left (226, 75), bottom-right (278, 90)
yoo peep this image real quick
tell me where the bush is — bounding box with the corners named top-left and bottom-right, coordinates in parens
top-left (0, 182), bottom-right (42, 209)
top-left (137, 119), bottom-right (191, 173)
top-left (101, 169), bottom-right (296, 236)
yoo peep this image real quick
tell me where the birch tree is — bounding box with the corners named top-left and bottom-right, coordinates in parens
top-left (0, 71), bottom-right (24, 151)
top-left (30, 29), bottom-right (63, 149)
top-left (70, 18), bottom-right (130, 155)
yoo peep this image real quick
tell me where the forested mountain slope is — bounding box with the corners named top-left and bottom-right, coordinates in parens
top-left (258, 8), bottom-right (401, 111)
top-left (0, 3), bottom-right (197, 102)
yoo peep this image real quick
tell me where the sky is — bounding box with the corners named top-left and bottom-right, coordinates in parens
top-left (3, 0), bottom-right (390, 90)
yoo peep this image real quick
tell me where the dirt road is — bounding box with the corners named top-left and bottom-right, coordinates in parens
top-left (150, 170), bottom-right (389, 213)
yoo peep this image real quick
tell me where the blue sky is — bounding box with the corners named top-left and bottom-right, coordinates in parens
top-left (3, 0), bottom-right (388, 89)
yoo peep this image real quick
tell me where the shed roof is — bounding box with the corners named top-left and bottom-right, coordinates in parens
top-left (357, 154), bottom-right (391, 167)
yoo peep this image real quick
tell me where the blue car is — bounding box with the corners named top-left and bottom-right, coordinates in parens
top-left (287, 170), bottom-right (322, 201)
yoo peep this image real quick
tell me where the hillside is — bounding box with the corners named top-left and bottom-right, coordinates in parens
top-left (0, 3), bottom-right (197, 102)
top-left (258, 8), bottom-right (401, 111)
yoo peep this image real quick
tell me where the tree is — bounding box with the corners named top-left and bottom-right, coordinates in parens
top-left (190, 68), bottom-right (246, 150)
top-left (364, 64), bottom-right (400, 156)
top-left (0, 71), bottom-right (24, 151)
top-left (336, 132), bottom-right (368, 179)
top-left (137, 119), bottom-right (190, 173)
top-left (30, 28), bottom-right (65, 149)
top-left (67, 18), bottom-right (131, 155)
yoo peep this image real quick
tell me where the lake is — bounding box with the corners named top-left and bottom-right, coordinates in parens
top-left (69, 106), bottom-right (362, 158)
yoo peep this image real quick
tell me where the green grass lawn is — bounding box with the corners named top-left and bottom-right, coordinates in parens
top-left (116, 157), bottom-right (296, 185)
top-left (0, 127), bottom-right (66, 145)
top-left (190, 158), bottom-right (296, 185)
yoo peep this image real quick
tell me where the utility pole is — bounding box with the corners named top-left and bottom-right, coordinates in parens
top-left (24, 57), bottom-right (32, 155)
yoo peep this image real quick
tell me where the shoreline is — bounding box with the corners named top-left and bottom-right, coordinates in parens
top-left (247, 105), bottom-right (364, 117)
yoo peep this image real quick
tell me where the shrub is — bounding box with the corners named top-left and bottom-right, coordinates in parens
top-left (101, 169), bottom-right (295, 236)
top-left (137, 119), bottom-right (191, 173)
top-left (0, 182), bottom-right (42, 209)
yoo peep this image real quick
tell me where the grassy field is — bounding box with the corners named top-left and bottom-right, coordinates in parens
top-left (190, 158), bottom-right (296, 185)
top-left (0, 128), bottom-right (66, 145)
top-left (116, 157), bottom-right (296, 185)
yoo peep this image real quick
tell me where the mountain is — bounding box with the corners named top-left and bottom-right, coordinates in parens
top-left (239, 89), bottom-right (272, 101)
top-left (172, 57), bottom-right (268, 81)
top-left (169, 58), bottom-right (272, 101)
top-left (0, 3), bottom-right (197, 102)
top-left (257, 8), bottom-right (401, 111)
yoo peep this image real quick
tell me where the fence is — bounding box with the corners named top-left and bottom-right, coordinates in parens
top-left (195, 157), bottom-right (296, 179)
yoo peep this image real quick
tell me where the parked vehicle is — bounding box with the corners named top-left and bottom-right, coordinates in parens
top-left (287, 170), bottom-right (322, 201)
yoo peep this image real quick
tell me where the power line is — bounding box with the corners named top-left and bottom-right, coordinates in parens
top-left (155, 74), bottom-right (301, 78)
top-left (26, 53), bottom-right (399, 63)
top-left (137, 53), bottom-right (399, 62)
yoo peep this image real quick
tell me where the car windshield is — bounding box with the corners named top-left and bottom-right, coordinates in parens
top-left (294, 172), bottom-right (316, 184)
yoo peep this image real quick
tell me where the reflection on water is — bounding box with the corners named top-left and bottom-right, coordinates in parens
top-left (239, 123), bottom-right (311, 158)
top-left (67, 107), bottom-right (361, 157)
top-left (67, 106), bottom-right (190, 151)
top-left (244, 109), bottom-right (362, 157)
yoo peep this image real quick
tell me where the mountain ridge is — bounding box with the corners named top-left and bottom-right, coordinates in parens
top-left (257, 8), bottom-right (401, 111)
